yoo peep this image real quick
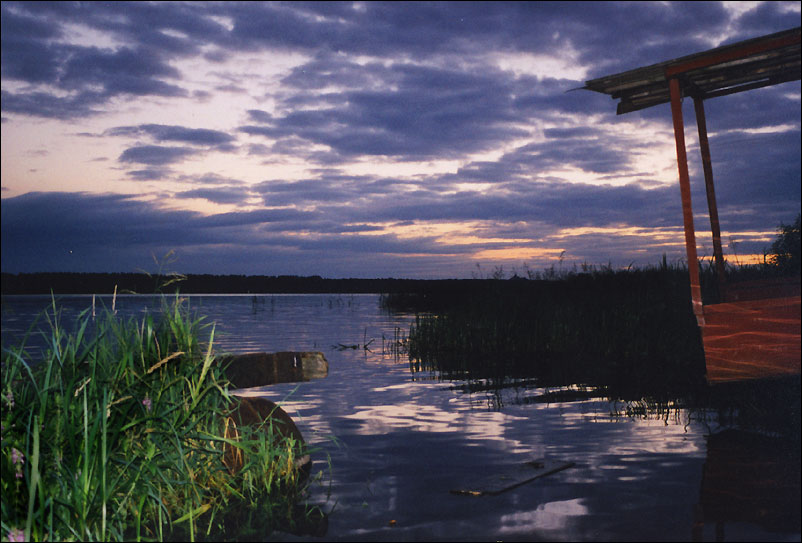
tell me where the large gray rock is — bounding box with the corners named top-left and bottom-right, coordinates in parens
top-left (218, 351), bottom-right (328, 389)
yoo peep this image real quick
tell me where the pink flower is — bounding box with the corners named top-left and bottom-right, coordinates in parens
top-left (11, 448), bottom-right (24, 479)
top-left (10, 447), bottom-right (24, 466)
top-left (7, 528), bottom-right (25, 542)
top-left (142, 396), bottom-right (152, 412)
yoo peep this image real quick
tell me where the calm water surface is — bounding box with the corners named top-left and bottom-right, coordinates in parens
top-left (2, 294), bottom-right (799, 542)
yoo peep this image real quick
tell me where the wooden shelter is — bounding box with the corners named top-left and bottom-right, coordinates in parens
top-left (583, 27), bottom-right (801, 383)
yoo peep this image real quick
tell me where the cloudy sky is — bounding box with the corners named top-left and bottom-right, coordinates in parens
top-left (2, 1), bottom-right (800, 279)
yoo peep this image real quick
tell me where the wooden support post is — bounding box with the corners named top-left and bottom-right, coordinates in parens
top-left (669, 77), bottom-right (705, 326)
top-left (693, 96), bottom-right (727, 299)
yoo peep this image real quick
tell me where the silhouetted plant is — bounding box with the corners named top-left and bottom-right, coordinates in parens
top-left (767, 213), bottom-right (801, 275)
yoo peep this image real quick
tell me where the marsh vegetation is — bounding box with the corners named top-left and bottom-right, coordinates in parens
top-left (390, 216), bottom-right (800, 434)
top-left (1, 296), bottom-right (318, 542)
top-left (396, 215), bottom-right (799, 384)
top-left (402, 260), bottom-right (708, 399)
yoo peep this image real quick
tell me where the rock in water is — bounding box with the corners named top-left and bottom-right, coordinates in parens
top-left (223, 397), bottom-right (310, 476)
top-left (219, 351), bottom-right (328, 388)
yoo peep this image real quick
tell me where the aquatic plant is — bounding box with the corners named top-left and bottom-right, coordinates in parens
top-left (1, 295), bottom-right (315, 541)
top-left (406, 261), bottom-right (709, 399)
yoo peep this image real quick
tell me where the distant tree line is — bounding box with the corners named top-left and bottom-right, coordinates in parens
top-left (0, 272), bottom-right (490, 296)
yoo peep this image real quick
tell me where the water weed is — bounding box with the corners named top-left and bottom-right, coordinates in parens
top-left (1, 295), bottom-right (314, 541)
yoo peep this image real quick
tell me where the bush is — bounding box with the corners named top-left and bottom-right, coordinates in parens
top-left (767, 213), bottom-right (801, 275)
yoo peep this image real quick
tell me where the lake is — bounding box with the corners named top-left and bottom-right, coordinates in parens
top-left (2, 293), bottom-right (799, 541)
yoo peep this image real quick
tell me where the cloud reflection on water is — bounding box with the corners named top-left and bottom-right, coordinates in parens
top-left (6, 294), bottom-right (792, 540)
top-left (499, 498), bottom-right (589, 536)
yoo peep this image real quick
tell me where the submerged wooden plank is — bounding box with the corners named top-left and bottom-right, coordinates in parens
top-left (450, 459), bottom-right (574, 496)
top-left (702, 295), bottom-right (801, 383)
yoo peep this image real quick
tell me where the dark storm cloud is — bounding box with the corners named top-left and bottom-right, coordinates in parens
top-left (242, 1), bottom-right (750, 79)
top-left (111, 126), bottom-right (238, 176)
top-left (0, 192), bottom-right (197, 265)
top-left (2, 1), bottom-right (799, 277)
top-left (247, 61), bottom-right (530, 160)
top-left (246, 110), bottom-right (274, 124)
top-left (107, 124), bottom-right (237, 148)
top-left (174, 186), bottom-right (251, 205)
top-left (3, 1), bottom-right (228, 57)
top-left (246, 143), bottom-right (271, 156)
top-left (0, 2), bottom-right (193, 118)
top-left (0, 89), bottom-right (106, 119)
top-left (279, 53), bottom-right (382, 91)
top-left (699, 82), bottom-right (801, 132)
top-left (239, 125), bottom-right (281, 139)
top-left (3, 1), bottom-right (797, 119)
top-left (253, 173), bottom-right (400, 206)
top-left (334, 180), bottom-right (682, 231)
top-left (732, 1), bottom-right (800, 39)
top-left (503, 140), bottom-right (630, 175)
top-left (1, 38), bottom-right (187, 117)
top-left (1, 191), bottom-right (453, 274)
top-left (0, 7), bottom-right (63, 83)
top-left (118, 145), bottom-right (197, 166)
top-left (175, 173), bottom-right (247, 186)
top-left (701, 128), bottom-right (801, 231)
top-left (564, 2), bottom-right (732, 75)
top-left (127, 168), bottom-right (173, 181)
top-left (255, 179), bottom-right (356, 206)
top-left (245, 153), bottom-right (683, 233)
top-left (61, 46), bottom-right (183, 92)
top-left (193, 208), bottom-right (317, 228)
top-left (1, 192), bottom-right (304, 272)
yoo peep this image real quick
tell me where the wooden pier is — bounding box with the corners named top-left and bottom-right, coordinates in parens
top-left (584, 27), bottom-right (801, 384)
top-left (702, 293), bottom-right (800, 383)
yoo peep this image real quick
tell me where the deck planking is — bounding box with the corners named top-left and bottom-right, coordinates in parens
top-left (701, 295), bottom-right (801, 383)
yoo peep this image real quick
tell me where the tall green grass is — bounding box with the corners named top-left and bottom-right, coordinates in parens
top-left (1, 295), bottom-right (313, 541)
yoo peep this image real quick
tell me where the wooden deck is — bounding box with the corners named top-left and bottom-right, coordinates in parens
top-left (583, 28), bottom-right (801, 385)
top-left (701, 294), bottom-right (801, 384)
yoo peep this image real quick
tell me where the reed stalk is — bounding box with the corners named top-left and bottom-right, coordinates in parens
top-left (1, 294), bottom-right (313, 541)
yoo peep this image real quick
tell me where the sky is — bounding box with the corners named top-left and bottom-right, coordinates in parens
top-left (1, 1), bottom-right (800, 279)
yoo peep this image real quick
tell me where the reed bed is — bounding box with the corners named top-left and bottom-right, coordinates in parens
top-left (400, 252), bottom-right (800, 426)
top-left (403, 261), bottom-right (714, 399)
top-left (1, 296), bottom-right (313, 542)
top-left (390, 254), bottom-right (801, 439)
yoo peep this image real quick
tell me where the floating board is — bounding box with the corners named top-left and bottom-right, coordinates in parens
top-left (450, 459), bottom-right (575, 496)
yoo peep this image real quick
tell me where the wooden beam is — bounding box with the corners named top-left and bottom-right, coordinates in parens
top-left (664, 32), bottom-right (801, 77)
top-left (693, 96), bottom-right (726, 297)
top-left (701, 72), bottom-right (801, 100)
top-left (668, 77), bottom-right (704, 326)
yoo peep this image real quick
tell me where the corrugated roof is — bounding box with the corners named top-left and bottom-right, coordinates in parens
top-left (583, 27), bottom-right (801, 114)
